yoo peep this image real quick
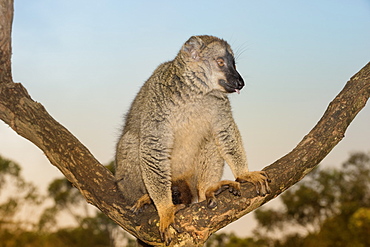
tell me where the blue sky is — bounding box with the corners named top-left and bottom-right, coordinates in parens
top-left (1, 0), bottom-right (370, 236)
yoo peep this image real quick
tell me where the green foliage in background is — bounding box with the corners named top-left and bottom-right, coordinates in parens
top-left (207, 151), bottom-right (370, 247)
top-left (1, 153), bottom-right (370, 246)
top-left (0, 158), bottom-right (135, 247)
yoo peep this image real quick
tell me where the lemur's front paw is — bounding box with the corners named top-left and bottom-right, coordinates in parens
top-left (205, 180), bottom-right (241, 208)
top-left (236, 171), bottom-right (271, 196)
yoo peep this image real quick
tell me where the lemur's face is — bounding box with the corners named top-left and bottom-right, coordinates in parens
top-left (181, 36), bottom-right (244, 94)
top-left (206, 44), bottom-right (244, 94)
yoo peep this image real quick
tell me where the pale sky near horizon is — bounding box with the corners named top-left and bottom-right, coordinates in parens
top-left (1, 0), bottom-right (370, 237)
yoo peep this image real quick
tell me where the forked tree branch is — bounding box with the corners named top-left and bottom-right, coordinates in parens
top-left (1, 1), bottom-right (369, 246)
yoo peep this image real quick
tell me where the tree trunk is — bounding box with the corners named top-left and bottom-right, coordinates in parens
top-left (0, 1), bottom-right (369, 246)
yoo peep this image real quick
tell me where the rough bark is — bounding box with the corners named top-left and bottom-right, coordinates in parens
top-left (1, 1), bottom-right (369, 246)
top-left (0, 0), bottom-right (13, 84)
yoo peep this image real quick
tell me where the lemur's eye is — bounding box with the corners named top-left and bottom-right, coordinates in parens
top-left (216, 58), bottom-right (225, 67)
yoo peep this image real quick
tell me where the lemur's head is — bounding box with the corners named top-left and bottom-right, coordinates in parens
top-left (180, 35), bottom-right (244, 94)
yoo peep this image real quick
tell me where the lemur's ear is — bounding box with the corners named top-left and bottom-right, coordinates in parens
top-left (182, 36), bottom-right (204, 61)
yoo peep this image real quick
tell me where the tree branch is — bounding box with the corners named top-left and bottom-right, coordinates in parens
top-left (0, 0), bottom-right (13, 84)
top-left (1, 1), bottom-right (369, 246)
